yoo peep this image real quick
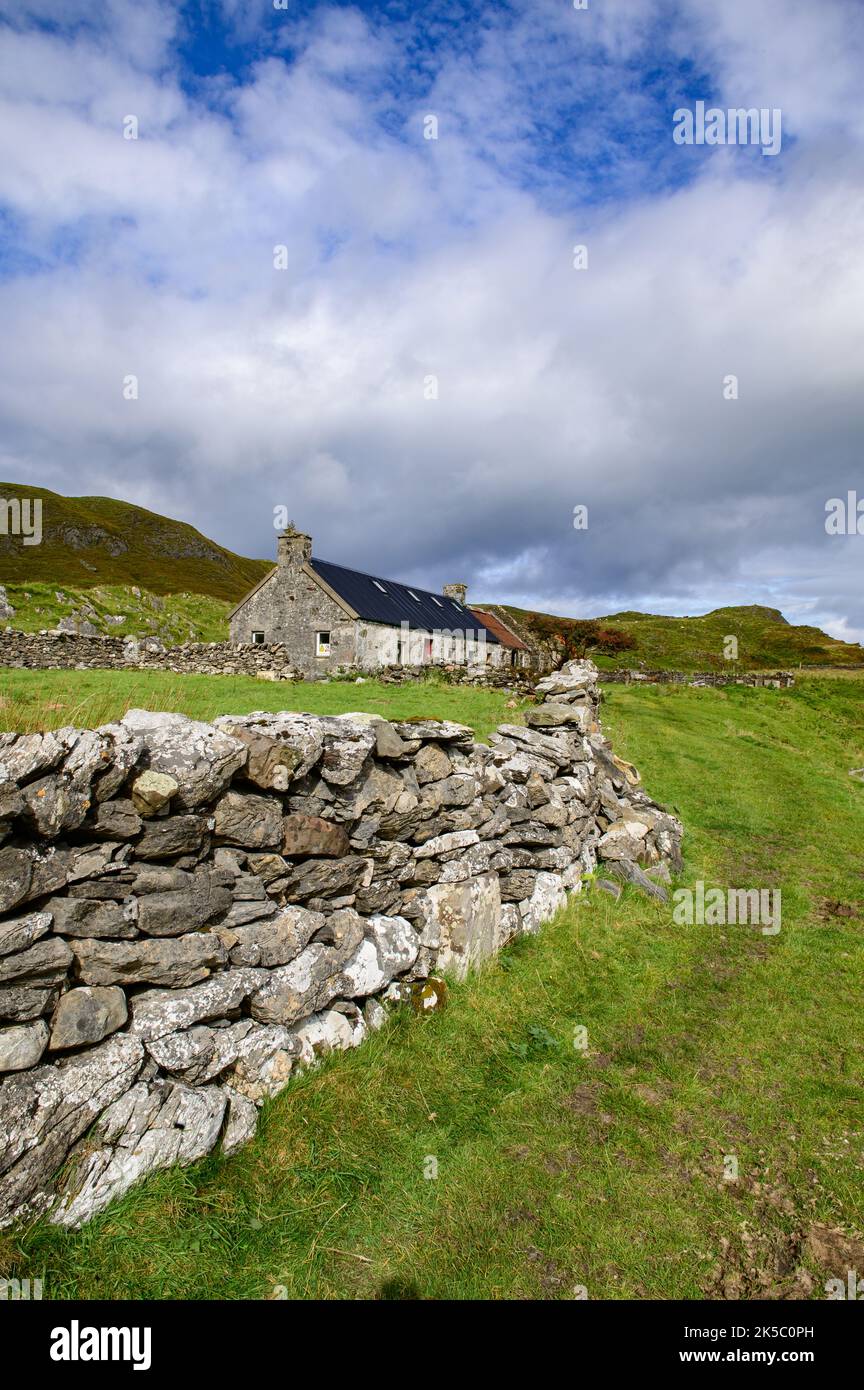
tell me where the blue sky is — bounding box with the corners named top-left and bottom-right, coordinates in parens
top-left (173, 0), bottom-right (724, 210)
top-left (0, 0), bottom-right (863, 640)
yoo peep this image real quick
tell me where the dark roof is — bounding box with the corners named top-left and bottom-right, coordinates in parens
top-left (470, 609), bottom-right (528, 650)
top-left (310, 558), bottom-right (500, 642)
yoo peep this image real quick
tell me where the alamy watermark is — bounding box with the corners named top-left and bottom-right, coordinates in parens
top-left (673, 102), bottom-right (782, 157)
top-left (0, 496), bottom-right (42, 546)
top-left (0, 1276), bottom-right (43, 1299)
top-left (825, 492), bottom-right (864, 536)
top-left (825, 1270), bottom-right (864, 1300)
top-left (50, 1321), bottom-right (151, 1370)
top-left (672, 881), bottom-right (781, 935)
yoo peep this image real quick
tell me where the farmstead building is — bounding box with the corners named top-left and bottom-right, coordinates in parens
top-left (229, 525), bottom-right (529, 676)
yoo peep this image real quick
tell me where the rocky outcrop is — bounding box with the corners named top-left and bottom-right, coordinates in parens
top-left (0, 660), bottom-right (681, 1228)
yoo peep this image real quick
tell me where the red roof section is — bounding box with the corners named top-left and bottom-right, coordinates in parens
top-left (470, 608), bottom-right (528, 650)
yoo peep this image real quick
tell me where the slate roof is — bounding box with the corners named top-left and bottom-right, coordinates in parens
top-left (310, 558), bottom-right (500, 643)
top-left (469, 608), bottom-right (528, 651)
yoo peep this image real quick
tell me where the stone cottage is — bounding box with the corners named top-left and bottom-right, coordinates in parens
top-left (229, 525), bottom-right (527, 676)
top-left (468, 607), bottom-right (532, 670)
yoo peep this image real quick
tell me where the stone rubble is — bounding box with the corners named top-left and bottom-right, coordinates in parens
top-left (0, 658), bottom-right (681, 1228)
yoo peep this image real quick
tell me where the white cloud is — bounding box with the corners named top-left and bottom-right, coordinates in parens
top-left (0, 0), bottom-right (861, 641)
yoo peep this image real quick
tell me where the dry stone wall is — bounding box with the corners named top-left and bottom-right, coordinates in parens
top-left (0, 660), bottom-right (682, 1230)
top-left (0, 630), bottom-right (538, 684)
top-left (0, 629), bottom-right (303, 678)
top-left (599, 668), bottom-right (795, 688)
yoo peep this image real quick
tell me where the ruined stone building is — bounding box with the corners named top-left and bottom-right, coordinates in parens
top-left (229, 525), bottom-right (532, 676)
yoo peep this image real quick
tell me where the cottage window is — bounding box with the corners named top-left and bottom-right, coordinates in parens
top-left (316, 630), bottom-right (331, 657)
top-left (372, 580), bottom-right (388, 593)
top-left (251, 631), bottom-right (265, 645)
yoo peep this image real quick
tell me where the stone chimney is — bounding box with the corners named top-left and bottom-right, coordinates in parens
top-left (443, 582), bottom-right (468, 605)
top-left (276, 522), bottom-right (312, 568)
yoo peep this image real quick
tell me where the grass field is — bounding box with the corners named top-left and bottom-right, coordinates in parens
top-left (1, 672), bottom-right (862, 1299)
top-left (0, 668), bottom-right (525, 744)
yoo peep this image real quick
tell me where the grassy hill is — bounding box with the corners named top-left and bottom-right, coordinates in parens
top-left (0, 582), bottom-right (231, 644)
top-left (2, 485), bottom-right (860, 666)
top-left (488, 602), bottom-right (864, 672)
top-left (0, 484), bottom-right (270, 600)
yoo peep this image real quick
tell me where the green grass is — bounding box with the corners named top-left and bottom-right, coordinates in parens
top-left (0, 667), bottom-right (528, 744)
top-left (1, 583), bottom-right (231, 643)
top-left (492, 602), bottom-right (864, 673)
top-left (0, 483), bottom-right (270, 599)
top-left (1, 677), bottom-right (863, 1299)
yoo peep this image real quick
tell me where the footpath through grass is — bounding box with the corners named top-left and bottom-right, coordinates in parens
top-left (1, 678), bottom-right (862, 1299)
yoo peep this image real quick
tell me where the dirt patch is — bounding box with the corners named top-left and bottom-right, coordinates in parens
top-left (804, 1224), bottom-right (864, 1271)
top-left (818, 899), bottom-right (859, 921)
top-left (543, 1148), bottom-right (581, 1175)
top-left (702, 1202), bottom-right (864, 1300)
top-left (562, 1083), bottom-right (600, 1115)
top-left (631, 1083), bottom-right (665, 1106)
top-left (503, 1205), bottom-right (541, 1228)
top-left (561, 1083), bottom-right (614, 1128)
top-left (505, 1144), bottom-right (533, 1162)
top-left (523, 1245), bottom-right (574, 1296)
top-left (704, 1230), bottom-right (814, 1301)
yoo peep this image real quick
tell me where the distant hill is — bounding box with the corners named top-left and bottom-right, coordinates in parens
top-left (484, 603), bottom-right (864, 671)
top-left (3, 485), bottom-right (860, 667)
top-left (0, 484), bottom-right (270, 601)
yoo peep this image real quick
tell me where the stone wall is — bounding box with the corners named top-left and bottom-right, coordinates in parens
top-left (599, 669), bottom-right (795, 688)
top-left (0, 629), bottom-right (536, 687)
top-left (0, 660), bottom-right (682, 1229)
top-left (0, 629), bottom-right (305, 678)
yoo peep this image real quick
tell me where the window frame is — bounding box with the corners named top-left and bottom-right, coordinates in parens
top-left (315, 630), bottom-right (332, 657)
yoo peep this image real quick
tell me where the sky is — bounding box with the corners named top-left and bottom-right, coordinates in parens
top-left (0, 0), bottom-right (862, 638)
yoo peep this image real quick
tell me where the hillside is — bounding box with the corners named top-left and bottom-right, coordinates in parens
top-left (0, 483), bottom-right (270, 600)
top-left (0, 582), bottom-right (231, 644)
top-left (2, 485), bottom-right (861, 667)
top-left (486, 602), bottom-right (864, 671)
